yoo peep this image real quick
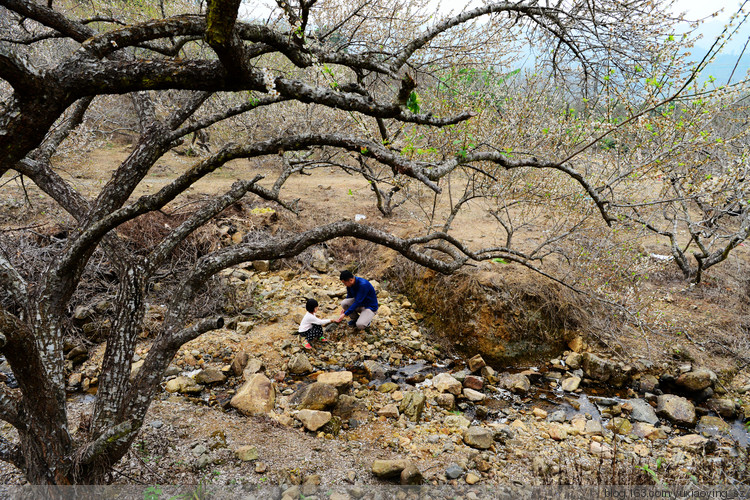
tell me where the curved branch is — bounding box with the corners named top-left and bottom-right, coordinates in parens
top-left (0, 45), bottom-right (42, 92)
top-left (0, 384), bottom-right (21, 429)
top-left (76, 420), bottom-right (138, 466)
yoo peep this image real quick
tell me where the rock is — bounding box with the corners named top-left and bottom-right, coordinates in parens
top-left (706, 398), bottom-right (737, 419)
top-left (444, 414), bottom-right (471, 428)
top-left (165, 376), bottom-right (203, 394)
top-left (532, 408), bottom-right (548, 419)
top-left (697, 416), bottom-right (731, 435)
top-left (195, 368), bottom-right (226, 385)
top-left (164, 365), bottom-right (181, 377)
top-left (584, 420), bottom-right (604, 436)
top-left (467, 354), bottom-right (486, 372)
top-left (656, 394), bottom-right (696, 426)
top-left (311, 249), bottom-right (329, 273)
top-left (235, 446), bottom-right (259, 462)
top-left (317, 371), bottom-right (353, 390)
top-left (378, 382), bottom-right (399, 393)
top-left (252, 260), bottom-right (270, 272)
top-left (676, 368), bottom-right (717, 392)
top-left (628, 399), bottom-right (659, 425)
top-left (568, 336), bottom-right (584, 353)
top-left (547, 423), bottom-right (568, 441)
top-left (399, 391), bottom-right (426, 422)
top-left (465, 473), bottom-right (480, 485)
top-left (255, 462), bottom-right (267, 473)
top-left (582, 353), bottom-right (629, 386)
top-left (363, 360), bottom-right (387, 380)
top-left (400, 463), bottom-right (423, 485)
top-left (230, 351), bottom-right (249, 376)
top-left (560, 376), bottom-right (581, 392)
top-left (237, 321), bottom-right (253, 334)
top-left (130, 360), bottom-right (144, 378)
top-left (378, 404), bottom-right (400, 418)
top-left (242, 358), bottom-right (264, 379)
top-left (639, 375), bottom-right (659, 393)
top-left (333, 395), bottom-right (368, 421)
top-left (480, 366), bottom-right (497, 384)
top-left (632, 422), bottom-right (667, 441)
top-left (433, 373), bottom-right (463, 395)
top-left (378, 305), bottom-right (391, 317)
top-left (590, 441), bottom-right (613, 458)
top-left (371, 459), bottom-right (410, 478)
top-left (463, 375), bottom-right (484, 390)
top-left (498, 373), bottom-right (531, 394)
top-left (445, 464), bottom-right (464, 479)
top-left (297, 409), bottom-right (332, 431)
top-left (565, 352), bottom-right (583, 370)
top-left (463, 427), bottom-right (493, 449)
top-left (230, 373), bottom-right (275, 415)
top-left (436, 393), bottom-right (455, 409)
top-left (291, 382), bottom-right (339, 410)
top-left (606, 417), bottom-right (633, 435)
top-left (671, 434), bottom-right (709, 452)
top-left (288, 353), bottom-right (313, 375)
top-left (463, 388), bottom-right (485, 402)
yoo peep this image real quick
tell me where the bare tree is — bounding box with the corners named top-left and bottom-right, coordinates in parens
top-left (0, 0), bottom-right (740, 484)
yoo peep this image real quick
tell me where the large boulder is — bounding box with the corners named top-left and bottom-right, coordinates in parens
top-left (291, 382), bottom-right (339, 410)
top-left (582, 353), bottom-right (631, 387)
top-left (656, 394), bottom-right (696, 426)
top-left (230, 374), bottom-right (276, 415)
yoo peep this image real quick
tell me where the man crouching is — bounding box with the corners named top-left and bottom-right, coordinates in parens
top-left (334, 270), bottom-right (378, 330)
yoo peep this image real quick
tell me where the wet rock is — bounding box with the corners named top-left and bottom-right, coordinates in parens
top-left (399, 391), bottom-right (426, 422)
top-left (297, 409), bottom-right (332, 431)
top-left (363, 360), bottom-right (387, 380)
top-left (195, 368), bottom-right (226, 385)
top-left (164, 365), bottom-right (181, 377)
top-left (697, 416), bottom-right (731, 435)
top-left (165, 376), bottom-right (203, 394)
top-left (288, 353), bottom-right (313, 375)
top-left (463, 388), bottom-right (485, 402)
top-left (656, 394), bottom-right (696, 426)
top-left (317, 371), bottom-right (353, 390)
top-left (463, 427), bottom-right (493, 449)
top-left (606, 417), bottom-right (633, 435)
top-left (433, 373), bottom-right (463, 395)
top-left (235, 446), bottom-right (259, 461)
top-left (230, 373), bottom-right (275, 415)
top-left (676, 368), bottom-right (717, 392)
top-left (372, 459), bottom-right (410, 478)
top-left (671, 434), bottom-right (709, 452)
top-left (291, 382), bottom-right (339, 410)
top-left (706, 398), bottom-right (737, 419)
top-left (548, 410), bottom-right (566, 423)
top-left (378, 382), bottom-right (398, 393)
top-left (628, 399), bottom-right (659, 425)
top-left (498, 373), bottom-right (531, 394)
top-left (436, 393), bottom-right (455, 410)
top-left (560, 376), bottom-right (581, 392)
top-left (467, 354), bottom-right (486, 372)
top-left (582, 353), bottom-right (630, 387)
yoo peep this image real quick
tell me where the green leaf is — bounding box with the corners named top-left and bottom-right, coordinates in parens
top-left (406, 91), bottom-right (420, 114)
top-left (492, 258), bottom-right (508, 264)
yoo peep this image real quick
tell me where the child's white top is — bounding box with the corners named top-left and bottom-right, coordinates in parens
top-left (298, 311), bottom-right (331, 332)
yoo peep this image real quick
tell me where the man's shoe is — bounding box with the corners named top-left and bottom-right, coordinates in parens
top-left (347, 320), bottom-right (357, 327)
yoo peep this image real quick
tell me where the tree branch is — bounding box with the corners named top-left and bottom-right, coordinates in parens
top-left (0, 253), bottom-right (28, 309)
top-left (0, 384), bottom-right (22, 430)
top-left (76, 420), bottom-right (138, 466)
top-left (0, 45), bottom-right (42, 92)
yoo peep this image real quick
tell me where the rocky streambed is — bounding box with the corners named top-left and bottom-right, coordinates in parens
top-left (1, 267), bottom-right (749, 490)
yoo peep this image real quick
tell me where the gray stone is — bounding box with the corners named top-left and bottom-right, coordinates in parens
top-left (560, 376), bottom-right (581, 392)
top-left (195, 368), bottom-right (226, 385)
top-left (498, 373), bottom-right (531, 394)
top-left (445, 464), bottom-right (464, 479)
top-left (582, 353), bottom-right (630, 386)
top-left (656, 394), bottom-right (696, 426)
top-left (463, 388), bottom-right (485, 402)
top-left (628, 398), bottom-right (659, 425)
top-left (363, 360), bottom-right (387, 380)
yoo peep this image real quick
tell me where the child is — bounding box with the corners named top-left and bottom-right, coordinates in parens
top-left (298, 298), bottom-right (331, 349)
